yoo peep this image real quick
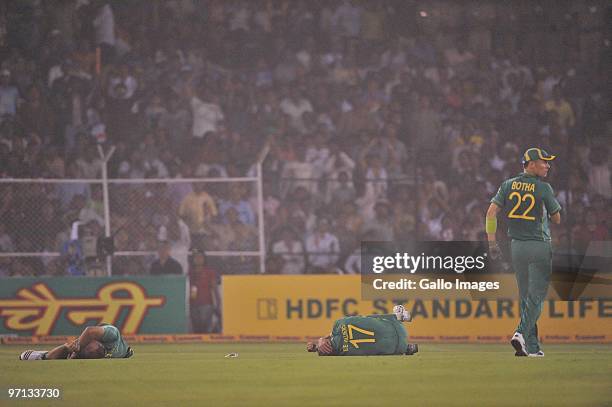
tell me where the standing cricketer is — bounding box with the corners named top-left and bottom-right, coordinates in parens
top-left (306, 305), bottom-right (418, 356)
top-left (486, 148), bottom-right (561, 357)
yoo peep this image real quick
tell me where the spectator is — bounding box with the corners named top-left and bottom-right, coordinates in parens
top-left (572, 210), bottom-right (609, 253)
top-left (327, 170), bottom-right (356, 207)
top-left (210, 207), bottom-right (257, 251)
top-left (33, 202), bottom-right (64, 251)
top-left (590, 195), bottom-right (609, 226)
top-left (332, 0), bottom-right (362, 38)
top-left (544, 86), bottom-right (575, 130)
top-left (305, 133), bottom-right (331, 180)
top-left (189, 250), bottom-right (219, 333)
top-left (219, 184), bottom-right (255, 226)
top-left (380, 124), bottom-right (408, 177)
top-left (178, 183), bottom-right (218, 238)
top-left (157, 210), bottom-right (191, 275)
top-left (122, 258), bottom-right (144, 276)
top-left (79, 187), bottom-right (104, 226)
top-left (75, 146), bottom-right (102, 178)
top-left (108, 63), bottom-right (136, 93)
top-left (587, 146), bottom-right (611, 199)
top-left (144, 94), bottom-right (168, 128)
top-left (0, 257), bottom-right (10, 277)
top-left (362, 200), bottom-right (395, 241)
top-left (361, 2), bottom-right (385, 44)
top-left (408, 95), bottom-right (443, 162)
top-left (281, 142), bottom-right (317, 196)
top-left (149, 240), bottom-right (183, 275)
top-left (224, 208), bottom-right (259, 273)
top-left (265, 254), bottom-right (284, 274)
top-left (60, 239), bottom-right (85, 276)
top-left (343, 245), bottom-right (361, 274)
top-left (18, 86), bottom-right (54, 144)
top-left (421, 199), bottom-right (445, 240)
top-left (93, 2), bottom-right (116, 64)
top-left (10, 258), bottom-right (43, 277)
top-left (159, 95), bottom-right (191, 145)
top-left (271, 227), bottom-right (305, 274)
top-left (305, 218), bottom-right (340, 273)
top-left (0, 69), bottom-right (20, 118)
top-left (189, 88), bottom-right (224, 139)
top-left (324, 140), bottom-right (356, 181)
top-left (279, 87), bottom-right (313, 133)
top-left (363, 154), bottom-right (388, 201)
top-left (0, 221), bottom-right (15, 253)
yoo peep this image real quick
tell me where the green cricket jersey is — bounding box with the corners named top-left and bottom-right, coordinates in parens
top-left (491, 173), bottom-right (561, 241)
top-left (329, 315), bottom-right (408, 356)
top-left (99, 324), bottom-right (131, 358)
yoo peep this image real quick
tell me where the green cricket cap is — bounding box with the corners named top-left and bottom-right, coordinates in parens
top-left (522, 148), bottom-right (556, 164)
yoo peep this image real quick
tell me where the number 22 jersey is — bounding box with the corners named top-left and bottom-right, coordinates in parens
top-left (491, 173), bottom-right (561, 242)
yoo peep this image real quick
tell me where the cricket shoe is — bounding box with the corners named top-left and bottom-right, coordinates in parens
top-left (393, 305), bottom-right (412, 322)
top-left (19, 350), bottom-right (47, 360)
top-left (405, 343), bottom-right (419, 355)
top-left (511, 332), bottom-right (528, 356)
top-left (528, 351), bottom-right (545, 357)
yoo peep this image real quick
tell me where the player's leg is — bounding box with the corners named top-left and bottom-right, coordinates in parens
top-left (516, 245), bottom-right (552, 355)
top-left (19, 349), bottom-right (48, 360)
top-left (405, 343), bottom-right (419, 355)
top-left (366, 312), bottom-right (417, 355)
top-left (523, 243), bottom-right (552, 355)
top-left (19, 344), bottom-right (68, 360)
top-left (517, 264), bottom-right (547, 354)
top-left (389, 318), bottom-right (417, 355)
top-left (511, 241), bottom-right (530, 355)
top-left (45, 344), bottom-right (72, 359)
top-left (526, 324), bottom-right (544, 357)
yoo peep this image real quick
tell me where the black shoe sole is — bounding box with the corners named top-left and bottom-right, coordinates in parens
top-left (511, 339), bottom-right (528, 356)
top-left (405, 343), bottom-right (418, 355)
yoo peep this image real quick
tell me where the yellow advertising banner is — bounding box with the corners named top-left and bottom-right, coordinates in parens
top-left (223, 275), bottom-right (612, 343)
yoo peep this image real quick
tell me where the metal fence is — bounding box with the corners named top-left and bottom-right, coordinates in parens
top-left (0, 152), bottom-right (266, 277)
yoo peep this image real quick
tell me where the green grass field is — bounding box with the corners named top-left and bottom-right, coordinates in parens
top-left (1, 343), bottom-right (611, 407)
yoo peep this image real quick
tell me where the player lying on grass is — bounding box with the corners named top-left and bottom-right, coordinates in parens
top-left (307, 305), bottom-right (418, 356)
top-left (19, 323), bottom-right (133, 360)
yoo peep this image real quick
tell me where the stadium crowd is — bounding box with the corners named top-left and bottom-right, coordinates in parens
top-left (0, 0), bottom-right (610, 278)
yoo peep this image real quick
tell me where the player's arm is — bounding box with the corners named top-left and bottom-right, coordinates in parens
top-left (307, 320), bottom-right (341, 354)
top-left (306, 335), bottom-right (333, 354)
top-left (485, 202), bottom-right (503, 260)
top-left (67, 326), bottom-right (105, 353)
top-left (487, 181), bottom-right (506, 244)
top-left (542, 183), bottom-right (562, 225)
top-left (485, 203), bottom-right (501, 242)
top-left (550, 212), bottom-right (560, 224)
